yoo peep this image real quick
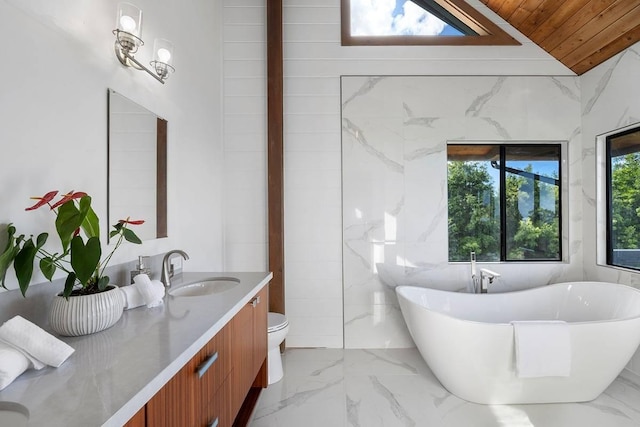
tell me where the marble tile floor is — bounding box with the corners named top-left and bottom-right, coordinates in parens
top-left (251, 348), bottom-right (640, 427)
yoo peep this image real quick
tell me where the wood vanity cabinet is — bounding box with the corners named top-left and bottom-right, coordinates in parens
top-left (230, 286), bottom-right (269, 420)
top-left (145, 354), bottom-right (200, 426)
top-left (124, 284), bottom-right (268, 427)
top-left (124, 407), bottom-right (146, 427)
top-left (198, 322), bottom-right (232, 427)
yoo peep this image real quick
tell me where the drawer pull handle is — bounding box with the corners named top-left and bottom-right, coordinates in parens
top-left (250, 296), bottom-right (260, 307)
top-left (208, 418), bottom-right (219, 427)
top-left (197, 352), bottom-right (218, 378)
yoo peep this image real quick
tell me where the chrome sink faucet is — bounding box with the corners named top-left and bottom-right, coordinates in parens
top-left (161, 250), bottom-right (190, 288)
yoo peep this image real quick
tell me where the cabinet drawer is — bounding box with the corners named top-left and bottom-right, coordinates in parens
top-left (203, 372), bottom-right (232, 427)
top-left (196, 322), bottom-right (232, 403)
top-left (146, 358), bottom-right (199, 427)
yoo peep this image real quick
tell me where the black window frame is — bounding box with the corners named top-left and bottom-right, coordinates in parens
top-left (605, 125), bottom-right (640, 270)
top-left (447, 143), bottom-right (563, 263)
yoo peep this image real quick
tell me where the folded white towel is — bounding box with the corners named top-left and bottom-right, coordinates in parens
top-left (0, 339), bottom-right (44, 370)
top-left (512, 320), bottom-right (571, 378)
top-left (120, 285), bottom-right (145, 310)
top-left (0, 315), bottom-right (75, 368)
top-left (133, 274), bottom-right (165, 308)
top-left (0, 341), bottom-right (30, 391)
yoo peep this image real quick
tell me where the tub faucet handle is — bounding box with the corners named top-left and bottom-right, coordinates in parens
top-left (479, 268), bottom-right (501, 293)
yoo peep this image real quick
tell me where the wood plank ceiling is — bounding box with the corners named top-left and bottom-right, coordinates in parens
top-left (479, 0), bottom-right (640, 75)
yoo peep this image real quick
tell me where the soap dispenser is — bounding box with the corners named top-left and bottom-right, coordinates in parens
top-left (131, 256), bottom-right (152, 284)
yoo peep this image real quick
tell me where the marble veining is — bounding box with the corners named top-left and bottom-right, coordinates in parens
top-left (480, 117), bottom-right (511, 139)
top-left (615, 109), bottom-right (640, 128)
top-left (343, 311), bottom-right (371, 328)
top-left (583, 189), bottom-right (597, 208)
top-left (416, 185), bottom-right (446, 243)
top-left (550, 77), bottom-right (581, 102)
top-left (403, 102), bottom-right (438, 129)
top-left (404, 143), bottom-right (445, 161)
top-left (360, 349), bottom-right (418, 375)
top-left (342, 117), bottom-right (404, 173)
top-left (252, 349), bottom-right (640, 427)
top-left (346, 395), bottom-right (361, 427)
top-left (465, 76), bottom-right (506, 117)
top-left (343, 77), bottom-right (386, 109)
top-left (582, 53), bottom-right (624, 116)
top-left (255, 378), bottom-right (343, 419)
top-left (369, 375), bottom-right (416, 427)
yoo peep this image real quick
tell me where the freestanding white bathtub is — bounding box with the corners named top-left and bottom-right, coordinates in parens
top-left (396, 282), bottom-right (640, 404)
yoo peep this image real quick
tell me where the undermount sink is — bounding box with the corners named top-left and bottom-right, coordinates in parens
top-left (0, 402), bottom-right (28, 427)
top-left (169, 277), bottom-right (240, 297)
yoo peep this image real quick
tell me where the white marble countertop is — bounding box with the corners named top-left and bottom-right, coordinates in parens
top-left (0, 271), bottom-right (273, 427)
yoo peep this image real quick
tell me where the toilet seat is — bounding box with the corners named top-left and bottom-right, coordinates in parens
top-left (268, 312), bottom-right (288, 333)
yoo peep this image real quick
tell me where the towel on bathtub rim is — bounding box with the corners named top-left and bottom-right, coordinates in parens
top-left (511, 320), bottom-right (571, 378)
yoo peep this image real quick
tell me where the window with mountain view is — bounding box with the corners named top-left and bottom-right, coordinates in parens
top-left (448, 144), bottom-right (561, 262)
top-left (606, 126), bottom-right (640, 270)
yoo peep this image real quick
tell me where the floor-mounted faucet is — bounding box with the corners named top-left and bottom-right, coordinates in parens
top-left (470, 252), bottom-right (480, 293)
top-left (161, 250), bottom-right (190, 288)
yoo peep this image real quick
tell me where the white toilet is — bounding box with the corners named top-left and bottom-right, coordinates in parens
top-left (267, 312), bottom-right (289, 385)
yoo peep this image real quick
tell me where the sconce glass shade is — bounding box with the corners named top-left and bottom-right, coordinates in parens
top-left (112, 4), bottom-right (175, 84)
top-left (116, 2), bottom-right (143, 48)
top-left (151, 39), bottom-right (175, 80)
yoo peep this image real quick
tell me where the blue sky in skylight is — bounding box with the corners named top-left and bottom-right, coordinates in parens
top-left (351, 0), bottom-right (464, 36)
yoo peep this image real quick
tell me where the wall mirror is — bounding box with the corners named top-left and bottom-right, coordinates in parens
top-left (108, 89), bottom-right (167, 242)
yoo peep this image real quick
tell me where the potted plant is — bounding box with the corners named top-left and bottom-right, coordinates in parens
top-left (0, 190), bottom-right (144, 336)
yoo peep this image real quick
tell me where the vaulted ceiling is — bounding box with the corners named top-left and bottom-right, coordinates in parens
top-left (480, 0), bottom-right (640, 75)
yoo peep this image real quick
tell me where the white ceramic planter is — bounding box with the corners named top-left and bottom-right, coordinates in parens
top-left (49, 285), bottom-right (125, 336)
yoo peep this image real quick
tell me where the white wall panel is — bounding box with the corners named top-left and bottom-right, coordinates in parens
top-left (222, 0), bottom-right (267, 275)
top-left (0, 0), bottom-right (224, 288)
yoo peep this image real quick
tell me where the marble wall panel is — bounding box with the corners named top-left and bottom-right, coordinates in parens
top-left (343, 75), bottom-right (582, 348)
top-left (580, 41), bottom-right (640, 374)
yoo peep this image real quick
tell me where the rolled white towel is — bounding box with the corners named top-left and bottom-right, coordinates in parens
top-left (147, 280), bottom-right (166, 308)
top-left (0, 315), bottom-right (75, 368)
top-left (120, 285), bottom-right (145, 310)
top-left (0, 341), bottom-right (30, 391)
top-left (133, 274), bottom-right (165, 308)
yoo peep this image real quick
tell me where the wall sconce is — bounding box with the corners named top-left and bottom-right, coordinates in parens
top-left (113, 2), bottom-right (175, 84)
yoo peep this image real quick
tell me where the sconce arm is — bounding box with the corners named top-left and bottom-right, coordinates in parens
top-left (121, 50), bottom-right (166, 84)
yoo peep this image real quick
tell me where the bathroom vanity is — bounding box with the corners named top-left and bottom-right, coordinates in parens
top-left (0, 271), bottom-right (272, 427)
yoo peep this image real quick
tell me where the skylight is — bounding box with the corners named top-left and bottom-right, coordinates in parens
top-left (350, 0), bottom-right (476, 37)
top-left (341, 0), bottom-right (520, 46)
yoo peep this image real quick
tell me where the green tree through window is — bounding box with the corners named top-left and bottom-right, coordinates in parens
top-left (447, 160), bottom-right (499, 261)
top-left (448, 144), bottom-right (561, 262)
top-left (607, 126), bottom-right (640, 270)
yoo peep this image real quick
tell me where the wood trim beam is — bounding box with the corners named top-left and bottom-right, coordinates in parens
top-left (157, 118), bottom-right (168, 239)
top-left (267, 0), bottom-right (285, 320)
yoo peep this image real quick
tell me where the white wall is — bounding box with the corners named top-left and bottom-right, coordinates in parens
top-left (222, 0), bottom-right (575, 348)
top-left (581, 40), bottom-right (640, 374)
top-left (0, 0), bottom-right (224, 289)
top-left (222, 0), bottom-right (268, 271)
